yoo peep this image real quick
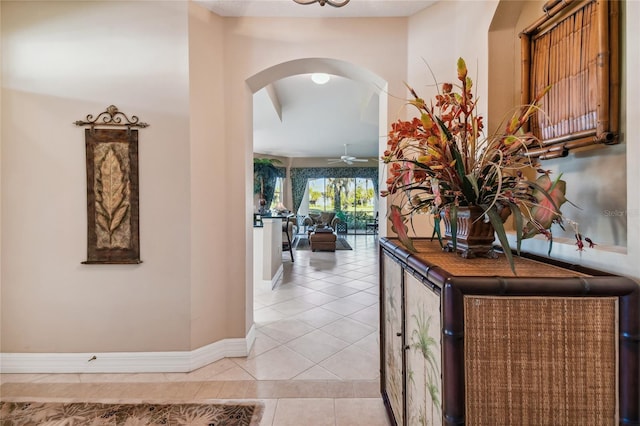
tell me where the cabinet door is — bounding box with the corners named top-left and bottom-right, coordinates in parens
top-left (381, 255), bottom-right (404, 425)
top-left (405, 272), bottom-right (442, 426)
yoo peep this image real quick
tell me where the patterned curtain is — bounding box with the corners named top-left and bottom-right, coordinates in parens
top-left (290, 167), bottom-right (379, 214)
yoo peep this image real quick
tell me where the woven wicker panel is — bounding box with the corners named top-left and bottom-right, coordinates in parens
top-left (464, 296), bottom-right (617, 426)
top-left (409, 240), bottom-right (588, 277)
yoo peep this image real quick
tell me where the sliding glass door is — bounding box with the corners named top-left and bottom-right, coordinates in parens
top-left (307, 177), bottom-right (376, 234)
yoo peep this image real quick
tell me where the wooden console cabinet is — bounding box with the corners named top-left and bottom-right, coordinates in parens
top-left (379, 237), bottom-right (639, 426)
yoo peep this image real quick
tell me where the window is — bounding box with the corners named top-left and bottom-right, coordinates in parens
top-left (269, 177), bottom-right (284, 210)
top-left (307, 177), bottom-right (376, 233)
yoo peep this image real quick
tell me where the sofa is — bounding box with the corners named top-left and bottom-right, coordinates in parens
top-left (302, 211), bottom-right (340, 230)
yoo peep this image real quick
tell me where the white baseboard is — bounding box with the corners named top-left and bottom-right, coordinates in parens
top-left (271, 264), bottom-right (283, 289)
top-left (255, 264), bottom-right (283, 290)
top-left (0, 327), bottom-right (256, 374)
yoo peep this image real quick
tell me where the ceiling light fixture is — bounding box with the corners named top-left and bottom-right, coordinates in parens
top-left (311, 73), bottom-right (331, 85)
top-left (293, 0), bottom-right (350, 7)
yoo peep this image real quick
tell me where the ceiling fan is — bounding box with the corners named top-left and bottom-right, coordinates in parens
top-left (328, 144), bottom-right (369, 165)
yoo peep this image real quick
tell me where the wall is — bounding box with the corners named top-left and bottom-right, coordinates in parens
top-left (0, 3), bottom-right (410, 360)
top-left (188, 3), bottom-right (240, 350)
top-left (404, 0), bottom-right (640, 279)
top-left (515, 0), bottom-right (640, 277)
top-left (222, 16), bottom-right (410, 313)
top-left (402, 0), bottom-right (500, 237)
top-left (4, 0), bottom-right (635, 365)
top-left (506, 0), bottom-right (627, 248)
top-left (1, 1), bottom-right (192, 353)
top-left (0, 0), bottom-right (3, 356)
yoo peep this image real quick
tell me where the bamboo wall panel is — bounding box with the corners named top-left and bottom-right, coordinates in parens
top-left (520, 0), bottom-right (619, 159)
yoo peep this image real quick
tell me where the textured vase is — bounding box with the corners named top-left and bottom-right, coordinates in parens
top-left (441, 205), bottom-right (498, 259)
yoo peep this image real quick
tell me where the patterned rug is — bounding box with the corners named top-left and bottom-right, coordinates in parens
top-left (294, 236), bottom-right (352, 251)
top-left (0, 400), bottom-right (263, 425)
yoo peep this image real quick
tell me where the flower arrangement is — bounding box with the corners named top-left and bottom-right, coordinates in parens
top-left (381, 58), bottom-right (592, 271)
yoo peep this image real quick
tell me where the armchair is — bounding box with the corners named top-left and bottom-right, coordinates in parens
top-left (282, 217), bottom-right (297, 262)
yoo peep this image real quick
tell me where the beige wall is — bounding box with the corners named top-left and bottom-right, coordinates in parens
top-left (403, 0), bottom-right (640, 278)
top-left (0, 3), bottom-right (409, 356)
top-left (1, 0), bottom-right (638, 359)
top-left (1, 1), bottom-right (192, 352)
top-left (223, 16), bottom-right (409, 332)
top-left (504, 0), bottom-right (640, 276)
top-left (0, 0), bottom-right (3, 355)
top-left (188, 3), bottom-right (241, 349)
top-left (401, 0), bottom-right (500, 238)
top-left (536, 1), bottom-right (625, 244)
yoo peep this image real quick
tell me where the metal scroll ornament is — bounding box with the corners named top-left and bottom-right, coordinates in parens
top-left (74, 105), bottom-right (149, 131)
top-left (75, 105), bottom-right (147, 264)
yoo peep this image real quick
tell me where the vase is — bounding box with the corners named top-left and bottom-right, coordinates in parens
top-left (441, 205), bottom-right (498, 259)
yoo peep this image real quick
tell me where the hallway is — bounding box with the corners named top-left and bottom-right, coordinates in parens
top-left (252, 233), bottom-right (379, 382)
top-left (0, 234), bottom-right (390, 425)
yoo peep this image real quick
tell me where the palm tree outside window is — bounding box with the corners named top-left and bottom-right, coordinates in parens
top-left (307, 177), bottom-right (376, 234)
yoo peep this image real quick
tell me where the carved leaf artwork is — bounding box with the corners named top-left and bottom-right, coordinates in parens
top-left (95, 148), bottom-right (130, 245)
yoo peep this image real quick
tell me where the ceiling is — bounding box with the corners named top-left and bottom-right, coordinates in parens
top-left (198, 0), bottom-right (437, 160)
top-left (253, 73), bottom-right (381, 159)
top-left (198, 0), bottom-right (436, 19)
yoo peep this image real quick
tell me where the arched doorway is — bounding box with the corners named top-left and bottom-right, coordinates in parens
top-left (245, 58), bottom-right (389, 368)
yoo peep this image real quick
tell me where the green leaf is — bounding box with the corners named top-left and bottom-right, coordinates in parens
top-left (484, 205), bottom-right (516, 275)
top-left (465, 173), bottom-right (480, 199)
top-left (450, 145), bottom-right (475, 202)
top-left (434, 115), bottom-right (453, 141)
top-left (457, 57), bottom-right (467, 81)
top-left (508, 203), bottom-right (523, 255)
top-left (253, 157), bottom-right (282, 165)
top-left (431, 215), bottom-right (444, 248)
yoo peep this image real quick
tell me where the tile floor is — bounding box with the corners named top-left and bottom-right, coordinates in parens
top-left (0, 234), bottom-right (391, 426)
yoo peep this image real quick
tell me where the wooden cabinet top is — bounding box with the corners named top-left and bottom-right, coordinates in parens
top-left (379, 237), bottom-right (637, 296)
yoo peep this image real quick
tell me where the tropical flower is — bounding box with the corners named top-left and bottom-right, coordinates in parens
top-left (382, 58), bottom-right (591, 271)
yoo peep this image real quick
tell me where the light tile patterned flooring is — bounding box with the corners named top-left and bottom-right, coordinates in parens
top-left (0, 234), bottom-right (391, 426)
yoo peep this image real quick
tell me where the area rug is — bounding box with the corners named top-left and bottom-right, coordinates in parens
top-left (294, 237), bottom-right (352, 251)
top-left (0, 400), bottom-right (263, 425)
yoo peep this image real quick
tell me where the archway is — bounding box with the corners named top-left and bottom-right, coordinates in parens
top-left (245, 57), bottom-right (389, 347)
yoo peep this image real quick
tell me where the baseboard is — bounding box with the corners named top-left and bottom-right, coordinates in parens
top-left (271, 264), bottom-right (283, 289)
top-left (0, 328), bottom-right (255, 374)
top-left (245, 323), bottom-right (256, 355)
